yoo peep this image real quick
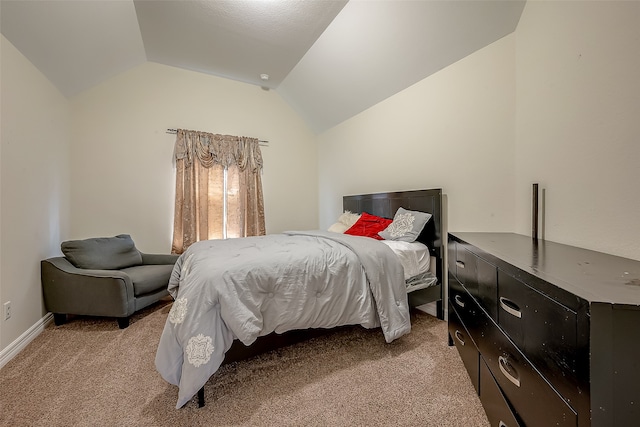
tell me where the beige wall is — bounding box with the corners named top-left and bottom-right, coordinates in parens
top-left (515, 1), bottom-right (640, 260)
top-left (318, 1), bottom-right (640, 262)
top-left (0, 36), bottom-right (70, 350)
top-left (70, 62), bottom-right (318, 253)
top-left (0, 56), bottom-right (318, 354)
top-left (318, 34), bottom-right (517, 235)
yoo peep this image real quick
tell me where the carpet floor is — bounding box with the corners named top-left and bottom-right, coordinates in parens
top-left (0, 298), bottom-right (489, 426)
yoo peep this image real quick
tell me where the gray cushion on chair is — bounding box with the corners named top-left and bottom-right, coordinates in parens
top-left (121, 264), bottom-right (175, 296)
top-left (61, 234), bottom-right (143, 270)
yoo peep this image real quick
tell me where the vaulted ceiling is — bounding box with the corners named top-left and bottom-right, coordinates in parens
top-left (1, 0), bottom-right (526, 133)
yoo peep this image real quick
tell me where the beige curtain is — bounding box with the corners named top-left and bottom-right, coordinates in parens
top-left (171, 129), bottom-right (265, 254)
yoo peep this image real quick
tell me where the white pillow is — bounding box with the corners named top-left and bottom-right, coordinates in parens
top-left (328, 222), bottom-right (349, 233)
top-left (380, 240), bottom-right (431, 280)
top-left (337, 211), bottom-right (361, 228)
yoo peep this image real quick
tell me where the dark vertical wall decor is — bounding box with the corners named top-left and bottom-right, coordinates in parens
top-left (532, 183), bottom-right (539, 241)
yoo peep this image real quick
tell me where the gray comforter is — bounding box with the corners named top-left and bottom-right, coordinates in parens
top-left (155, 230), bottom-right (410, 408)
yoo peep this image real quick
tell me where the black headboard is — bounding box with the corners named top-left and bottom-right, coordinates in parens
top-left (343, 188), bottom-right (443, 256)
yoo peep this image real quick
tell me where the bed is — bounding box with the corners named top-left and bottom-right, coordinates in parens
top-left (155, 188), bottom-right (444, 408)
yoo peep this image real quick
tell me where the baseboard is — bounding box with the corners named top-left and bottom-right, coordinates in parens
top-left (0, 312), bottom-right (53, 370)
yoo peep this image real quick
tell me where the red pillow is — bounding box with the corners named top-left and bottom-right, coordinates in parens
top-left (344, 212), bottom-right (393, 240)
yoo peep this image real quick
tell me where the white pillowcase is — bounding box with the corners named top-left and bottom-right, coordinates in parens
top-left (380, 240), bottom-right (431, 280)
top-left (328, 211), bottom-right (362, 233)
top-left (328, 222), bottom-right (349, 233)
top-left (337, 211), bottom-right (361, 228)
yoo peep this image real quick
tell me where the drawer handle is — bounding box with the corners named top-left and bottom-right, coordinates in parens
top-left (498, 355), bottom-right (521, 388)
top-left (454, 330), bottom-right (465, 346)
top-left (456, 261), bottom-right (465, 269)
top-left (499, 422), bottom-right (508, 427)
top-left (454, 294), bottom-right (465, 308)
top-left (499, 297), bottom-right (522, 319)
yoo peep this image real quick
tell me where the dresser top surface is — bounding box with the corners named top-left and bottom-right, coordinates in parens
top-left (450, 232), bottom-right (640, 306)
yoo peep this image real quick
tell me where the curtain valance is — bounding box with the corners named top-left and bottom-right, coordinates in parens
top-left (174, 129), bottom-right (263, 172)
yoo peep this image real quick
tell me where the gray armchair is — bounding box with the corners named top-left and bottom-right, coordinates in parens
top-left (41, 234), bottom-right (178, 329)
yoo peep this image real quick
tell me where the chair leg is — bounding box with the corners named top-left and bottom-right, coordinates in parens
top-left (117, 317), bottom-right (130, 329)
top-left (53, 313), bottom-right (66, 326)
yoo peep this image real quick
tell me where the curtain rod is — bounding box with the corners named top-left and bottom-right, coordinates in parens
top-left (166, 128), bottom-right (268, 146)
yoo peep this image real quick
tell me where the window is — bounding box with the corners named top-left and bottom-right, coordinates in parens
top-left (171, 129), bottom-right (265, 254)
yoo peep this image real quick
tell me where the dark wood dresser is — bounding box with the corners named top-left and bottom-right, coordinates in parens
top-left (447, 232), bottom-right (640, 427)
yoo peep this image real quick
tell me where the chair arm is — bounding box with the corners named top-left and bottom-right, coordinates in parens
top-left (41, 257), bottom-right (135, 317)
top-left (140, 252), bottom-right (180, 265)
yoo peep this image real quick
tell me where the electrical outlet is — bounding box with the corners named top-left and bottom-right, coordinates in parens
top-left (3, 301), bottom-right (11, 320)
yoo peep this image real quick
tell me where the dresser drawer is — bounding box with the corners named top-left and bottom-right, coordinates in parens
top-left (497, 269), bottom-right (578, 384)
top-left (448, 301), bottom-right (479, 394)
top-left (448, 240), bottom-right (458, 280)
top-left (449, 272), bottom-right (483, 348)
top-left (482, 316), bottom-right (577, 427)
top-left (480, 356), bottom-right (522, 427)
top-left (452, 245), bottom-right (498, 322)
top-left (454, 245), bottom-right (477, 289)
top-left (475, 255), bottom-right (498, 322)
